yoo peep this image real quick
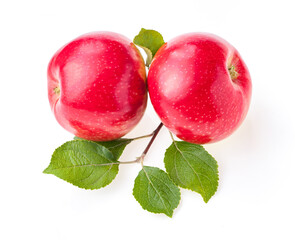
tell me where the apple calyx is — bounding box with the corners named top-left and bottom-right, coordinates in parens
top-left (228, 65), bottom-right (239, 80)
top-left (54, 86), bottom-right (60, 95)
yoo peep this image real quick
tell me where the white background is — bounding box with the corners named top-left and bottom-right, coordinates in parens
top-left (1, 0), bottom-right (294, 239)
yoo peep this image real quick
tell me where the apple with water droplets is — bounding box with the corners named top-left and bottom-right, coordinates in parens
top-left (48, 32), bottom-right (147, 141)
top-left (148, 33), bottom-right (252, 144)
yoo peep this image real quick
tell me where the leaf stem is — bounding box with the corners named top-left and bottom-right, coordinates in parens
top-left (169, 131), bottom-right (176, 142)
top-left (117, 159), bottom-right (140, 165)
top-left (169, 131), bottom-right (182, 153)
top-left (130, 133), bottom-right (154, 141)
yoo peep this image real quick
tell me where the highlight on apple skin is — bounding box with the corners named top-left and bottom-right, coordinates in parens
top-left (148, 33), bottom-right (252, 144)
top-left (48, 32), bottom-right (147, 141)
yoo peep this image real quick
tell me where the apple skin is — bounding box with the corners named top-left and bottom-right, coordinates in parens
top-left (48, 32), bottom-right (147, 141)
top-left (148, 33), bottom-right (252, 144)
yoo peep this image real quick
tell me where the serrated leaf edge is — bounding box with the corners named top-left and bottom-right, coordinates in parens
top-left (43, 139), bottom-right (120, 190)
top-left (165, 141), bottom-right (219, 203)
top-left (132, 166), bottom-right (181, 217)
top-left (45, 164), bottom-right (119, 190)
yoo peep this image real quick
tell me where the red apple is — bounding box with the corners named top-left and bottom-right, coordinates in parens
top-left (48, 32), bottom-right (147, 141)
top-left (148, 33), bottom-right (252, 144)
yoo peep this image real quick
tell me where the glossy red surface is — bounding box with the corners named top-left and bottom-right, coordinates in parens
top-left (48, 32), bottom-right (147, 141)
top-left (148, 33), bottom-right (252, 144)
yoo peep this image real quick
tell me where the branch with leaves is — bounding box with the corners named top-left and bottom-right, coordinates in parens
top-left (44, 29), bottom-right (219, 217)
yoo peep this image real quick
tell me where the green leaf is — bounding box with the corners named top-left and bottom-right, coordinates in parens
top-left (133, 28), bottom-right (165, 67)
top-left (74, 137), bottom-right (132, 160)
top-left (164, 141), bottom-right (219, 203)
top-left (93, 139), bottom-right (132, 160)
top-left (44, 140), bottom-right (119, 190)
top-left (133, 166), bottom-right (180, 217)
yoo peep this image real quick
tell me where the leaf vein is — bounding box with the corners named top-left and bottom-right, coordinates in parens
top-left (48, 162), bottom-right (117, 171)
top-left (150, 174), bottom-right (179, 199)
top-left (173, 142), bottom-right (206, 198)
top-left (143, 168), bottom-right (170, 214)
top-left (172, 149), bottom-right (187, 186)
top-left (181, 150), bottom-right (217, 172)
top-left (87, 165), bottom-right (115, 186)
